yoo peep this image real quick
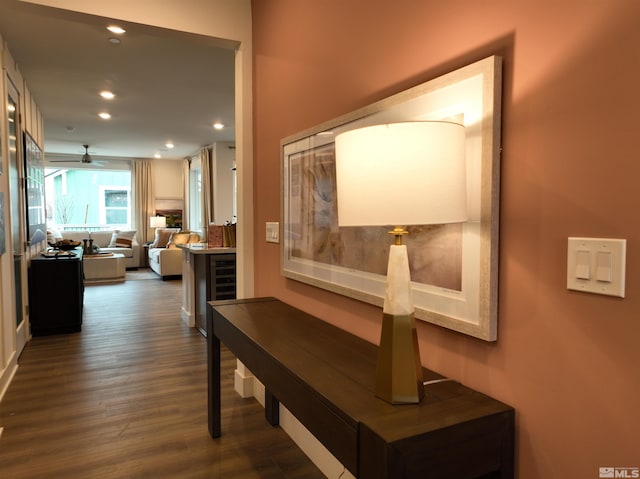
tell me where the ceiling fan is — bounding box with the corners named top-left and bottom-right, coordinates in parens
top-left (48, 144), bottom-right (105, 166)
top-left (80, 144), bottom-right (92, 163)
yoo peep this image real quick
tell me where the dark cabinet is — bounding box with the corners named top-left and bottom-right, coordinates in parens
top-left (29, 253), bottom-right (84, 336)
top-left (194, 252), bottom-right (236, 336)
top-left (208, 254), bottom-right (236, 301)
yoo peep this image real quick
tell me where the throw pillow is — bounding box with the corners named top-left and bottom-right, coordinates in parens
top-left (46, 227), bottom-right (63, 245)
top-left (166, 232), bottom-right (192, 249)
top-left (108, 230), bottom-right (136, 248)
top-left (150, 228), bottom-right (177, 248)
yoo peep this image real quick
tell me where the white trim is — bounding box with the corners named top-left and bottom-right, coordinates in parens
top-left (236, 366), bottom-right (355, 479)
top-left (233, 361), bottom-right (254, 398)
top-left (0, 351), bottom-right (18, 404)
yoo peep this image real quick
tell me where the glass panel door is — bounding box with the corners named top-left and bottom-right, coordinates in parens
top-left (6, 81), bottom-right (24, 328)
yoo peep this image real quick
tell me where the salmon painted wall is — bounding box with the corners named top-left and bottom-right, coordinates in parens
top-left (252, 1), bottom-right (640, 476)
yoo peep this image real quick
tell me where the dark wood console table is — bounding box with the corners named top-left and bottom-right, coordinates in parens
top-left (207, 297), bottom-right (514, 478)
top-left (29, 251), bottom-right (84, 336)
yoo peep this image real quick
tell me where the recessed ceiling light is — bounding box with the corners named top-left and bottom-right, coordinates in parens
top-left (165, 142), bottom-right (175, 149)
top-left (98, 112), bottom-right (111, 120)
top-left (108, 37), bottom-right (121, 45)
top-left (154, 153), bottom-right (162, 159)
top-left (213, 122), bottom-right (224, 130)
top-left (107, 25), bottom-right (126, 34)
top-left (100, 90), bottom-right (115, 100)
top-left (65, 126), bottom-right (76, 133)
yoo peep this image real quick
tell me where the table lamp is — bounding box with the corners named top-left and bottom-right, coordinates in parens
top-left (149, 215), bottom-right (167, 229)
top-left (334, 121), bottom-right (467, 404)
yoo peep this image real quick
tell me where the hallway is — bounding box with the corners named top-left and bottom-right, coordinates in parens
top-left (0, 275), bottom-right (323, 478)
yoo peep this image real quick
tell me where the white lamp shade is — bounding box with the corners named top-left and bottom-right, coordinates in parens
top-left (150, 216), bottom-right (167, 228)
top-left (334, 121), bottom-right (467, 227)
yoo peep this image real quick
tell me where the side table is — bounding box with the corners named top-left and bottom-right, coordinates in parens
top-left (142, 242), bottom-right (151, 268)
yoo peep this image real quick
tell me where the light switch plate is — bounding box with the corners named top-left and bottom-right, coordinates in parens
top-left (266, 222), bottom-right (280, 243)
top-left (567, 237), bottom-right (626, 297)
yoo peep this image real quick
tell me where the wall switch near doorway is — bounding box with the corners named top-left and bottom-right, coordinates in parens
top-left (266, 222), bottom-right (280, 243)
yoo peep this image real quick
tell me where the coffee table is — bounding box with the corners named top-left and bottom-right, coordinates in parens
top-left (83, 253), bottom-right (126, 284)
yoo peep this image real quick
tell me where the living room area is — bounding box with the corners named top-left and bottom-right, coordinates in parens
top-left (43, 158), bottom-right (210, 283)
top-left (28, 136), bottom-right (240, 338)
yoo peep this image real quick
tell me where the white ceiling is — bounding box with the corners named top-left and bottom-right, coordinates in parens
top-left (0, 0), bottom-right (236, 162)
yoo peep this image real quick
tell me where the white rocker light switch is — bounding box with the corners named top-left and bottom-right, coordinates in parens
top-left (575, 250), bottom-right (591, 280)
top-left (567, 237), bottom-right (626, 298)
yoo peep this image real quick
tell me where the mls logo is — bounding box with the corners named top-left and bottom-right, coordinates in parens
top-left (601, 467), bottom-right (640, 478)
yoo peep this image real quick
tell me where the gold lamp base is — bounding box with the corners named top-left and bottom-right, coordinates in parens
top-left (375, 312), bottom-right (424, 404)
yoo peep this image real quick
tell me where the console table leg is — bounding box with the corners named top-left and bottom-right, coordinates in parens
top-left (208, 320), bottom-right (222, 438)
top-left (265, 389), bottom-right (280, 427)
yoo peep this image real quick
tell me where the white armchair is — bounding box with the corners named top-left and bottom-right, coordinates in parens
top-left (147, 228), bottom-right (200, 279)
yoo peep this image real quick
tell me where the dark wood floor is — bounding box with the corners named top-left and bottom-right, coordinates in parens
top-left (0, 273), bottom-right (324, 478)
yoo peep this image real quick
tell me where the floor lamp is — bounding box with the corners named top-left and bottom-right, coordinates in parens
top-left (334, 121), bottom-right (467, 404)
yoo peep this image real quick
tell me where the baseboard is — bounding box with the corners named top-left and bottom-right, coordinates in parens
top-left (236, 366), bottom-right (354, 479)
top-left (279, 406), bottom-right (355, 479)
top-left (234, 366), bottom-right (254, 398)
top-left (0, 351), bottom-right (18, 404)
top-left (180, 307), bottom-right (195, 327)
top-left (16, 319), bottom-right (30, 356)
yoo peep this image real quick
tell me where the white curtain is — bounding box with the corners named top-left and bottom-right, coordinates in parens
top-left (182, 158), bottom-right (190, 230)
top-left (200, 147), bottom-right (212, 242)
top-left (132, 159), bottom-right (154, 263)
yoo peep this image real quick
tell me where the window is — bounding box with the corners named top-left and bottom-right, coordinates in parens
top-left (100, 187), bottom-right (131, 225)
top-left (45, 168), bottom-right (132, 231)
top-left (188, 157), bottom-right (202, 233)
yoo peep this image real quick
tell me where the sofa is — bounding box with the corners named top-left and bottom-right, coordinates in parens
top-left (148, 228), bottom-right (200, 279)
top-left (48, 228), bottom-right (141, 269)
